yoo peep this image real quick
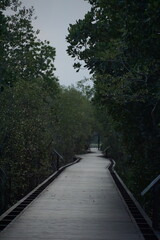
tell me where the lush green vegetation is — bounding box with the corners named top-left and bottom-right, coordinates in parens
top-left (67, 0), bottom-right (160, 215)
top-left (1, 0), bottom-right (160, 219)
top-left (0, 1), bottom-right (95, 214)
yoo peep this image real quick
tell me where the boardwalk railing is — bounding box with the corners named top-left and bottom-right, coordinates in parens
top-left (108, 157), bottom-right (160, 239)
top-left (141, 175), bottom-right (160, 230)
top-left (51, 149), bottom-right (64, 171)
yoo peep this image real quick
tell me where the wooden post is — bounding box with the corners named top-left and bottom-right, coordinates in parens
top-left (152, 184), bottom-right (160, 230)
top-left (98, 134), bottom-right (100, 150)
top-left (56, 155), bottom-right (59, 171)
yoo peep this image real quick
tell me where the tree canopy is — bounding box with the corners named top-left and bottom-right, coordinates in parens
top-left (1, 0), bottom-right (57, 90)
top-left (0, 2), bottom-right (96, 214)
top-left (67, 0), bottom-right (160, 213)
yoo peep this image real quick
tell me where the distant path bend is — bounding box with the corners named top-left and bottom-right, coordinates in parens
top-left (0, 149), bottom-right (144, 240)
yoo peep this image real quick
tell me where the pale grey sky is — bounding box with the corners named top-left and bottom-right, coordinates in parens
top-left (20, 0), bottom-right (91, 86)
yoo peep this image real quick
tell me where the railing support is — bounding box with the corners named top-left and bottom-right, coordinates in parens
top-left (141, 175), bottom-right (160, 230)
top-left (0, 168), bottom-right (7, 215)
top-left (51, 149), bottom-right (63, 171)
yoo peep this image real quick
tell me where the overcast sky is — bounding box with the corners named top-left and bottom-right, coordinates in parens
top-left (20, 0), bottom-right (91, 86)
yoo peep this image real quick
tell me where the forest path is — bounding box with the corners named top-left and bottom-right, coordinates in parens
top-left (0, 149), bottom-right (144, 239)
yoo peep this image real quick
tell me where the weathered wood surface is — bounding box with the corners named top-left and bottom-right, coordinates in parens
top-left (0, 149), bottom-right (144, 239)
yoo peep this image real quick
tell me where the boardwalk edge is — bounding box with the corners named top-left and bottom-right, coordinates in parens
top-left (0, 157), bottom-right (81, 231)
top-left (108, 158), bottom-right (160, 240)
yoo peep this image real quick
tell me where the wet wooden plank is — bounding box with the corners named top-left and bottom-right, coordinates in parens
top-left (0, 149), bottom-right (144, 239)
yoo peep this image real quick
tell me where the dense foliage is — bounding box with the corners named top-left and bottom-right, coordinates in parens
top-left (54, 86), bottom-right (94, 160)
top-left (0, 1), bottom-right (95, 214)
top-left (67, 0), bottom-right (160, 214)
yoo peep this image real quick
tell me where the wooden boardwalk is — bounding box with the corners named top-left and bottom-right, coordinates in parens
top-left (0, 149), bottom-right (144, 239)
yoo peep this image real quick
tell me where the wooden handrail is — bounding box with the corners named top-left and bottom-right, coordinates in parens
top-left (141, 175), bottom-right (160, 196)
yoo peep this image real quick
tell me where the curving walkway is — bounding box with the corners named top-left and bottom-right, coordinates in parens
top-left (0, 149), bottom-right (144, 239)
